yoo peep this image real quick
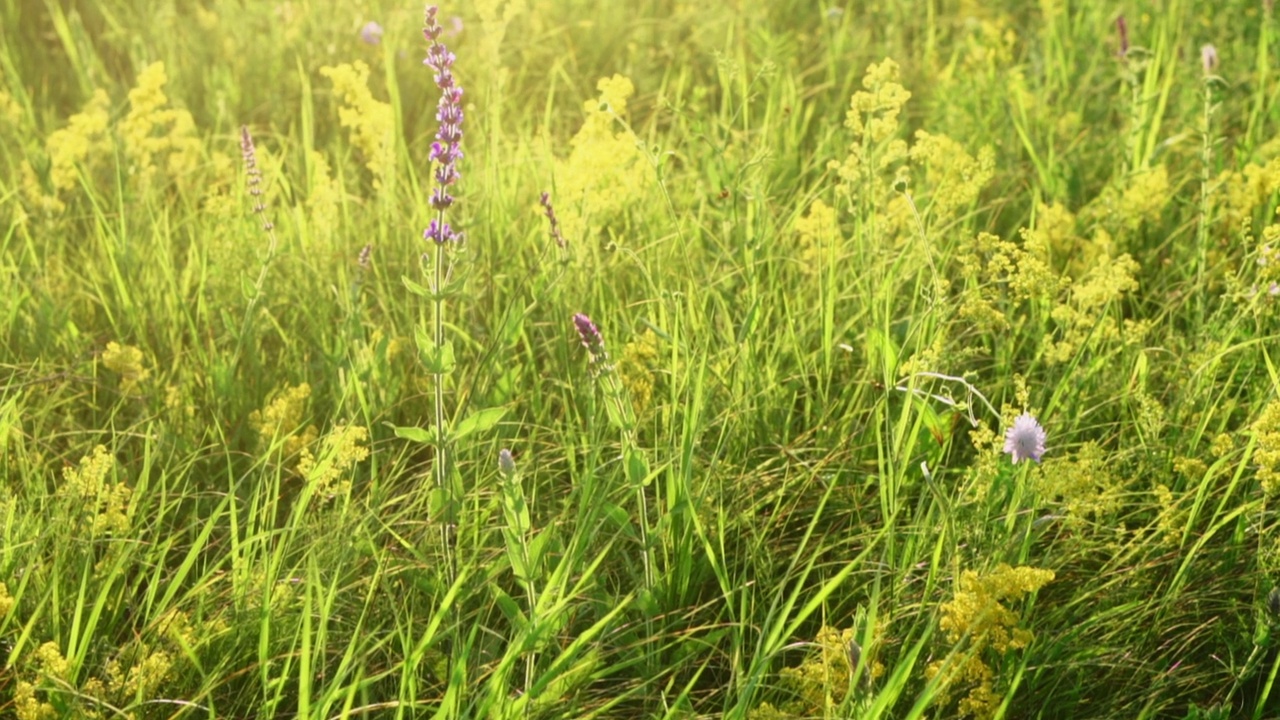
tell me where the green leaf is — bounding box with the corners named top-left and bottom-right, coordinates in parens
top-left (394, 425), bottom-right (438, 444)
top-left (401, 274), bottom-right (433, 297)
top-left (453, 406), bottom-right (507, 442)
top-left (626, 448), bottom-right (652, 487)
top-left (414, 327), bottom-right (456, 374)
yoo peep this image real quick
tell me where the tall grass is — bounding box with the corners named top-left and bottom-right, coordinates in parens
top-left (2, 0), bottom-right (1280, 718)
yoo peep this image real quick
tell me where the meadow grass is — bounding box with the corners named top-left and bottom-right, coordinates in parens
top-left (2, 0), bottom-right (1280, 718)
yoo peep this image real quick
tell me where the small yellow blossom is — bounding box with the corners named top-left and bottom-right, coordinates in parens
top-left (554, 74), bottom-right (648, 243)
top-left (908, 130), bottom-right (995, 221)
top-left (620, 330), bottom-right (661, 416)
top-left (34, 641), bottom-right (70, 681)
top-left (1251, 401), bottom-right (1280, 495)
top-left (1117, 165), bottom-right (1169, 229)
top-left (14, 680), bottom-right (55, 720)
top-left (120, 62), bottom-right (202, 185)
top-left (1033, 442), bottom-right (1122, 522)
top-left (102, 342), bottom-right (150, 393)
top-left (296, 423), bottom-right (369, 499)
top-left (0, 581), bottom-right (13, 618)
top-left (793, 198), bottom-right (841, 272)
top-left (250, 383), bottom-right (318, 458)
top-left (1210, 433), bottom-right (1234, 458)
top-left (64, 444), bottom-right (114, 499)
top-left (320, 61), bottom-right (395, 189)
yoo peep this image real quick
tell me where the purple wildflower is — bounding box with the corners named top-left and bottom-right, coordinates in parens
top-left (1116, 16), bottom-right (1129, 59)
top-left (423, 5), bottom-right (465, 228)
top-left (360, 21), bottom-right (384, 45)
top-left (498, 448), bottom-right (516, 476)
top-left (573, 313), bottom-right (607, 362)
top-left (540, 191), bottom-right (566, 249)
top-left (1200, 44), bottom-right (1218, 75)
top-left (424, 218), bottom-right (458, 245)
top-left (240, 126), bottom-right (273, 231)
top-left (1004, 413), bottom-right (1047, 464)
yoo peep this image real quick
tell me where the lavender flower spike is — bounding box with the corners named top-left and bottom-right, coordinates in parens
top-left (1004, 413), bottom-right (1047, 464)
top-left (423, 5), bottom-right (465, 222)
top-left (573, 313), bottom-right (607, 362)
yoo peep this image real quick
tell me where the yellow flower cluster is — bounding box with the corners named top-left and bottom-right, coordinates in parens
top-left (102, 341), bottom-right (150, 394)
top-left (1044, 253), bottom-right (1143, 364)
top-left (0, 581), bottom-right (13, 618)
top-left (829, 58), bottom-right (912, 204)
top-left (0, 87), bottom-right (21, 127)
top-left (555, 74), bottom-right (648, 243)
top-left (908, 130), bottom-right (995, 221)
top-left (13, 642), bottom-right (71, 720)
top-left (17, 608), bottom-right (225, 719)
top-left (793, 198), bottom-right (841, 272)
top-left (320, 61), bottom-right (394, 189)
top-left (14, 679), bottom-right (55, 720)
top-left (930, 564), bottom-right (1055, 720)
top-left (1215, 156), bottom-right (1280, 228)
top-left (1032, 442), bottom-right (1122, 523)
top-left (62, 444), bottom-right (133, 535)
top-left (1250, 400), bottom-right (1280, 495)
top-left (20, 88), bottom-right (111, 215)
top-left (620, 330), bottom-right (661, 416)
top-left (249, 383), bottom-right (318, 459)
top-left (956, 231), bottom-right (1065, 333)
top-left (747, 625), bottom-right (882, 719)
top-left (306, 149), bottom-right (341, 243)
top-left (1116, 165), bottom-right (1169, 229)
top-left (296, 423), bottom-right (370, 499)
top-left (1152, 483), bottom-right (1184, 545)
top-left (64, 444), bottom-right (114, 499)
top-left (120, 62), bottom-right (202, 186)
top-left (47, 90), bottom-right (112, 193)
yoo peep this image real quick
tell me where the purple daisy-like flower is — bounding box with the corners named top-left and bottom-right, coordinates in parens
top-left (1003, 413), bottom-right (1047, 464)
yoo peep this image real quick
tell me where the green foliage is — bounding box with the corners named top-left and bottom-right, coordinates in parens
top-left (3, 0), bottom-right (1280, 718)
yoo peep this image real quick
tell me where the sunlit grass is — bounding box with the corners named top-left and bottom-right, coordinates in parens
top-left (2, 0), bottom-right (1280, 718)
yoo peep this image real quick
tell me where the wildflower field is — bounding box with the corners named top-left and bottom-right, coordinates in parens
top-left (4, 0), bottom-right (1280, 717)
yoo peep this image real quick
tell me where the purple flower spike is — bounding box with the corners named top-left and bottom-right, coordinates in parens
top-left (573, 313), bottom-right (607, 361)
top-left (1004, 413), bottom-right (1047, 464)
top-left (424, 219), bottom-right (456, 245)
top-left (422, 4), bottom-right (464, 245)
top-left (540, 191), bottom-right (566, 249)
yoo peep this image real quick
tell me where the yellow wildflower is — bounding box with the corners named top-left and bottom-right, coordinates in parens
top-left (14, 680), bottom-right (55, 720)
top-left (47, 88), bottom-right (112, 193)
top-left (296, 424), bottom-right (370, 499)
top-left (306, 150), bottom-right (341, 243)
top-left (908, 130), bottom-right (995, 221)
top-left (102, 342), bottom-right (150, 393)
top-left (935, 564), bottom-right (1054, 719)
top-left (554, 74), bottom-right (649, 243)
top-left (0, 581), bottom-right (13, 618)
top-left (1251, 401), bottom-right (1280, 495)
top-left (64, 444), bottom-right (114, 499)
top-left (0, 87), bottom-right (22, 127)
top-left (1117, 164), bottom-right (1169, 229)
top-left (1033, 442), bottom-right (1122, 522)
top-left (249, 383), bottom-right (318, 458)
top-left (320, 61), bottom-right (395, 188)
top-left (120, 62), bottom-right (202, 185)
top-left (829, 58), bottom-right (912, 205)
top-left (793, 198), bottom-right (841, 272)
top-left (620, 330), bottom-right (660, 416)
